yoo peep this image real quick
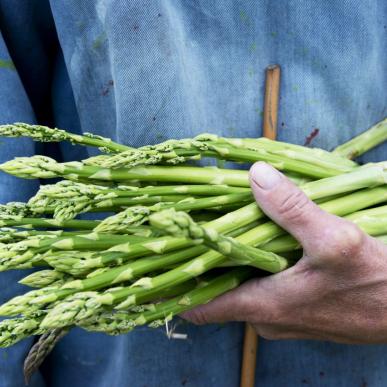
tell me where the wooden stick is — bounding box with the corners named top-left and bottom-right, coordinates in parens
top-left (240, 323), bottom-right (259, 387)
top-left (263, 65), bottom-right (281, 140)
top-left (240, 64), bottom-right (281, 387)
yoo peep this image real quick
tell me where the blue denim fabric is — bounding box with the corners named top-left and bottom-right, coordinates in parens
top-left (0, 1), bottom-right (386, 386)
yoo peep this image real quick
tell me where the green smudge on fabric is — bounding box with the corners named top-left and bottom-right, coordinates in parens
top-left (254, 108), bottom-right (263, 117)
top-left (239, 10), bottom-right (248, 21)
top-left (0, 59), bottom-right (15, 70)
top-left (93, 32), bottom-right (107, 50)
top-left (239, 10), bottom-right (251, 26)
top-left (76, 21), bottom-right (86, 32)
top-left (295, 47), bottom-right (309, 57)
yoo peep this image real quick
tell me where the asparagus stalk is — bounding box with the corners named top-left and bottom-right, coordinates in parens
top-left (0, 217), bottom-right (99, 230)
top-left (376, 235), bottom-right (387, 244)
top-left (345, 202), bottom-right (387, 219)
top-left (0, 123), bottom-right (132, 153)
top-left (23, 328), bottom-right (70, 385)
top-left (0, 313), bottom-right (45, 348)
top-left (229, 202), bottom-right (387, 254)
top-left (0, 233), bottom-right (151, 270)
top-left (149, 209), bottom-right (289, 272)
top-left (35, 195), bottom-right (196, 222)
top-left (0, 287), bottom-right (59, 316)
top-left (19, 270), bottom-right (74, 288)
top-left (29, 180), bottom-right (249, 209)
top-left (0, 202), bottom-right (35, 220)
top-left (47, 235), bottom-right (195, 274)
top-left (0, 229), bottom-right (94, 244)
top-left (94, 192), bottom-right (253, 233)
top-left (333, 118), bottom-right (387, 159)
top-left (196, 134), bottom-right (357, 173)
top-left (0, 221), bottom-right (152, 240)
top-left (231, 137), bottom-right (358, 168)
top-left (93, 136), bottom-right (354, 178)
top-left (348, 215), bottom-right (387, 236)
top-left (0, 156), bottom-right (252, 186)
top-left (58, 193), bottom-right (252, 222)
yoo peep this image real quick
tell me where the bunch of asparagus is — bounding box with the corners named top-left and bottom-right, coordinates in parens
top-left (0, 119), bottom-right (386, 362)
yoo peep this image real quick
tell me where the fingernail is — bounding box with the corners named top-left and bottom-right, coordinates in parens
top-left (250, 162), bottom-right (282, 190)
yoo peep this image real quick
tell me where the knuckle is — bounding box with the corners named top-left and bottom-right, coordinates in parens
top-left (327, 221), bottom-right (365, 259)
top-left (187, 309), bottom-right (210, 325)
top-left (277, 190), bottom-right (311, 223)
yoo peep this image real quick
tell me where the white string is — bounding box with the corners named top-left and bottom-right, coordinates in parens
top-left (165, 319), bottom-right (188, 340)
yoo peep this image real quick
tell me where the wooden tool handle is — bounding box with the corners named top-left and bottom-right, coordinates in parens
top-left (240, 64), bottom-right (281, 387)
top-left (263, 65), bottom-right (281, 140)
top-left (240, 323), bottom-right (259, 387)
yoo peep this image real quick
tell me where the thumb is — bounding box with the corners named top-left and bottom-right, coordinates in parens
top-left (248, 162), bottom-right (365, 261)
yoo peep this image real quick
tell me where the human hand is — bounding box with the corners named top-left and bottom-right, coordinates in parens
top-left (183, 162), bottom-right (387, 343)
